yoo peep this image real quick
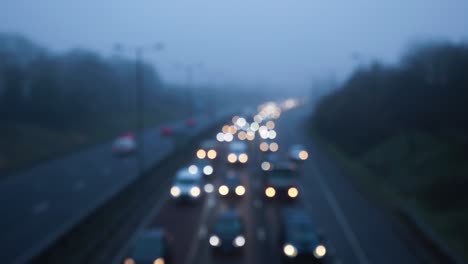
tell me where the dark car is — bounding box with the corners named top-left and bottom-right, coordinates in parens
top-left (124, 228), bottom-right (171, 264)
top-left (209, 209), bottom-right (246, 254)
top-left (280, 208), bottom-right (327, 263)
top-left (217, 172), bottom-right (245, 198)
top-left (264, 162), bottom-right (299, 200)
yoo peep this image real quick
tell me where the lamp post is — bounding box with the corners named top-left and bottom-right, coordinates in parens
top-left (114, 42), bottom-right (164, 175)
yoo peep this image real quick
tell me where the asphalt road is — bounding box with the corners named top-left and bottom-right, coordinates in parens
top-left (128, 105), bottom-right (434, 264)
top-left (0, 113), bottom-right (229, 264)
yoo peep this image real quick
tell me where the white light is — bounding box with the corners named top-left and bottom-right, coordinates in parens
top-left (224, 133), bottom-right (234, 142)
top-left (314, 245), bottom-right (327, 258)
top-left (216, 132), bottom-right (225, 142)
top-left (250, 122), bottom-right (259, 131)
top-left (288, 187), bottom-right (299, 198)
top-left (283, 244), bottom-right (297, 257)
top-left (236, 117), bottom-right (247, 127)
top-left (209, 235), bottom-right (221, 247)
top-left (188, 165), bottom-right (198, 174)
top-left (190, 186), bottom-right (201, 197)
top-left (233, 235), bottom-right (245, 247)
top-left (203, 165), bottom-right (213, 175)
top-left (261, 161), bottom-right (271, 171)
top-left (235, 185), bottom-right (246, 196)
top-left (238, 153), bottom-right (248, 163)
top-left (154, 258), bottom-right (165, 264)
top-left (204, 183), bottom-right (214, 193)
top-left (227, 153), bottom-right (237, 163)
top-left (268, 130), bottom-right (277, 139)
top-left (218, 185), bottom-right (229, 195)
top-left (170, 186), bottom-right (180, 197)
top-left (207, 150), bottom-right (217, 159)
top-left (254, 114), bottom-right (263, 123)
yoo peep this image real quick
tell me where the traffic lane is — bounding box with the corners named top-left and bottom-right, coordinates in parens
top-left (0, 114), bottom-right (216, 263)
top-left (276, 107), bottom-right (424, 264)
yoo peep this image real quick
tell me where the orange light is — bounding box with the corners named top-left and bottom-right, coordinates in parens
top-left (196, 149), bottom-right (206, 159)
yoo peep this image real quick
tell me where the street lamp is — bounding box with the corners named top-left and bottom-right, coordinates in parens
top-left (114, 42), bottom-right (164, 175)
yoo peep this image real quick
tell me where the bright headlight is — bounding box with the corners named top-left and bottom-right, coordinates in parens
top-left (288, 187), bottom-right (299, 198)
top-left (207, 149), bottom-right (217, 159)
top-left (227, 153), bottom-right (237, 163)
top-left (209, 235), bottom-right (221, 247)
top-left (190, 186), bottom-right (201, 197)
top-left (203, 165), bottom-right (213, 175)
top-left (233, 235), bottom-right (245, 247)
top-left (218, 185), bottom-right (229, 195)
top-left (235, 185), bottom-right (245, 196)
top-left (238, 153), bottom-right (248, 163)
top-left (283, 244), bottom-right (298, 257)
top-left (313, 244), bottom-right (327, 258)
top-left (265, 187), bottom-right (276, 198)
top-left (298, 150), bottom-right (309, 160)
top-left (154, 257), bottom-right (165, 264)
top-left (170, 186), bottom-right (181, 197)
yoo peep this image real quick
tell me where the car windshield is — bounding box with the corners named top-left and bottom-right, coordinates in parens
top-left (132, 236), bottom-right (163, 258)
top-left (178, 178), bottom-right (197, 185)
top-left (215, 217), bottom-right (241, 234)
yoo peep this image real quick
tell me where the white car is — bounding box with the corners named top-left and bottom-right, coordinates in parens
top-left (288, 144), bottom-right (308, 161)
top-left (112, 134), bottom-right (137, 156)
top-left (227, 141), bottom-right (249, 164)
top-left (170, 168), bottom-right (203, 201)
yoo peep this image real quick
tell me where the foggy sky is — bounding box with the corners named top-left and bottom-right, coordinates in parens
top-left (1, 0), bottom-right (468, 91)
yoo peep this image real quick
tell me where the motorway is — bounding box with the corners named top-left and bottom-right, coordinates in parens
top-left (121, 104), bottom-right (434, 264)
top-left (0, 113), bottom-right (230, 264)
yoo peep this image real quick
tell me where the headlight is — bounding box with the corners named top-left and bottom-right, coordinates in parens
top-left (259, 142), bottom-right (269, 152)
top-left (123, 258), bottom-right (135, 264)
top-left (261, 161), bottom-right (272, 171)
top-left (233, 235), bottom-right (245, 247)
top-left (207, 149), bottom-right (217, 159)
top-left (299, 150), bottom-right (308, 160)
top-left (170, 186), bottom-right (181, 197)
top-left (188, 165), bottom-right (198, 174)
top-left (190, 186), bottom-right (201, 197)
top-left (265, 187), bottom-right (276, 198)
top-left (288, 187), bottom-right (299, 198)
top-left (209, 235), bottom-right (221, 247)
top-left (154, 257), bottom-right (165, 264)
top-left (203, 165), bottom-right (213, 175)
top-left (313, 244), bottom-right (327, 258)
top-left (218, 185), bottom-right (229, 195)
top-left (238, 153), bottom-right (248, 163)
top-left (204, 183), bottom-right (214, 193)
top-left (196, 149), bottom-right (206, 159)
top-left (283, 244), bottom-right (298, 258)
top-left (227, 153), bottom-right (237, 163)
top-left (235, 185), bottom-right (245, 196)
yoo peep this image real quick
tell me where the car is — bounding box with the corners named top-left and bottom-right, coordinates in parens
top-left (261, 153), bottom-right (281, 172)
top-left (288, 144), bottom-right (308, 162)
top-left (196, 140), bottom-right (218, 160)
top-left (112, 133), bottom-right (137, 156)
top-left (209, 209), bottom-right (246, 254)
top-left (123, 228), bottom-right (171, 264)
top-left (190, 159), bottom-right (214, 178)
top-left (280, 208), bottom-right (327, 263)
top-left (170, 168), bottom-right (203, 202)
top-left (264, 162), bottom-right (299, 200)
top-left (217, 172), bottom-right (246, 198)
top-left (227, 141), bottom-right (249, 164)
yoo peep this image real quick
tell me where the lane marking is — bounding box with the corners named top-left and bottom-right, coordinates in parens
top-left (183, 193), bottom-right (215, 264)
top-left (32, 201), bottom-right (49, 215)
top-left (311, 166), bottom-right (370, 264)
top-left (73, 180), bottom-right (86, 191)
top-left (257, 227), bottom-right (266, 241)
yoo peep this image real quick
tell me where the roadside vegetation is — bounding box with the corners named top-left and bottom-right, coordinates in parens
top-left (309, 41), bottom-right (468, 260)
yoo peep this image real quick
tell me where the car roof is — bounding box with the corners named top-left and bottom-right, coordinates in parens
top-left (200, 140), bottom-right (216, 149)
top-left (176, 168), bottom-right (202, 180)
top-left (282, 208), bottom-right (316, 226)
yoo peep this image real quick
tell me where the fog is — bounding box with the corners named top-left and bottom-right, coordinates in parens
top-left (1, 0), bottom-right (468, 91)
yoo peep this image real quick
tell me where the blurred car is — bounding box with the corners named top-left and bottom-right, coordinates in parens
top-left (218, 172), bottom-right (245, 198)
top-left (190, 159), bottom-right (214, 178)
top-left (112, 133), bottom-right (137, 156)
top-left (280, 208), bottom-right (327, 263)
top-left (170, 168), bottom-right (203, 202)
top-left (185, 117), bottom-right (196, 127)
top-left (209, 209), bottom-right (246, 254)
top-left (227, 141), bottom-right (249, 164)
top-left (160, 126), bottom-right (174, 136)
top-left (196, 140), bottom-right (218, 160)
top-left (123, 228), bottom-right (171, 264)
top-left (288, 144), bottom-right (308, 162)
top-left (264, 162), bottom-right (299, 200)
top-left (261, 153), bottom-right (281, 172)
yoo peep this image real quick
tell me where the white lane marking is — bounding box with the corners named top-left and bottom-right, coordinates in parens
top-left (184, 194), bottom-right (215, 264)
top-left (253, 199), bottom-right (262, 209)
top-left (198, 225), bottom-right (207, 239)
top-left (73, 181), bottom-right (86, 191)
top-left (311, 166), bottom-right (370, 264)
top-left (32, 201), bottom-right (49, 215)
top-left (257, 227), bottom-right (266, 241)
